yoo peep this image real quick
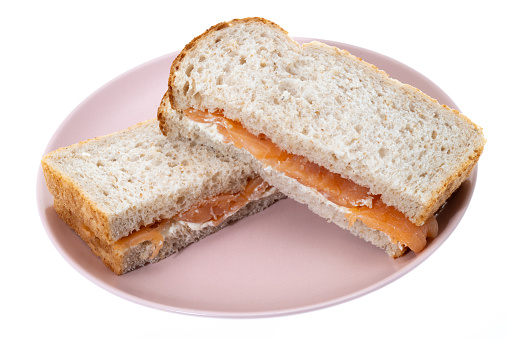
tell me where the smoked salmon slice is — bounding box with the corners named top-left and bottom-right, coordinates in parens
top-left (173, 176), bottom-right (269, 225)
top-left (185, 108), bottom-right (438, 253)
top-left (115, 176), bottom-right (270, 258)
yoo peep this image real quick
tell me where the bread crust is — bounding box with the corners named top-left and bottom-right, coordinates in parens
top-left (157, 90), bottom-right (171, 136)
top-left (42, 153), bottom-right (113, 242)
top-left (417, 144), bottom-right (482, 225)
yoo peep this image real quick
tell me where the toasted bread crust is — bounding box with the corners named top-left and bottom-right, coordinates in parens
top-left (42, 152), bottom-right (113, 242)
top-left (157, 90), bottom-right (171, 136)
top-left (417, 143), bottom-right (483, 225)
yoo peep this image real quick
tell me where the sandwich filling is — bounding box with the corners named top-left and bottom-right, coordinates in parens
top-left (115, 176), bottom-right (272, 259)
top-left (184, 108), bottom-right (438, 253)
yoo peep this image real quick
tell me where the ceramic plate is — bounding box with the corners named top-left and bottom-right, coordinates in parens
top-left (37, 38), bottom-right (477, 317)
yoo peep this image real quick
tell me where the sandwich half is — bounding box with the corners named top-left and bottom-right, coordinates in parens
top-left (42, 118), bottom-right (284, 274)
top-left (158, 17), bottom-right (486, 257)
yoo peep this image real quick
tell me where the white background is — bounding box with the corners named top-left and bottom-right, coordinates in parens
top-left (2, 1), bottom-right (507, 337)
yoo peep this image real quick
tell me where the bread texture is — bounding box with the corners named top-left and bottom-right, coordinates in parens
top-left (162, 17), bottom-right (486, 226)
top-left (42, 118), bottom-right (285, 274)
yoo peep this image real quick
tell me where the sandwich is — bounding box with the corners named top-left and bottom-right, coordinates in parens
top-left (41, 118), bottom-right (284, 274)
top-left (158, 17), bottom-right (486, 258)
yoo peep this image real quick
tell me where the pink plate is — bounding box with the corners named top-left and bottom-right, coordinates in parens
top-left (36, 38), bottom-right (478, 317)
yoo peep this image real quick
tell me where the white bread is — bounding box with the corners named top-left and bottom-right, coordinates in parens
top-left (42, 118), bottom-right (284, 274)
top-left (162, 17), bottom-right (486, 227)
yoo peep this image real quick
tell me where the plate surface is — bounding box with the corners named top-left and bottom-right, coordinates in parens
top-left (37, 38), bottom-right (477, 317)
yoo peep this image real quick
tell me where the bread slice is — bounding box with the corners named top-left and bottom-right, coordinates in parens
top-left (158, 17), bottom-right (486, 257)
top-left (162, 17), bottom-right (485, 227)
top-left (42, 118), bottom-right (284, 274)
